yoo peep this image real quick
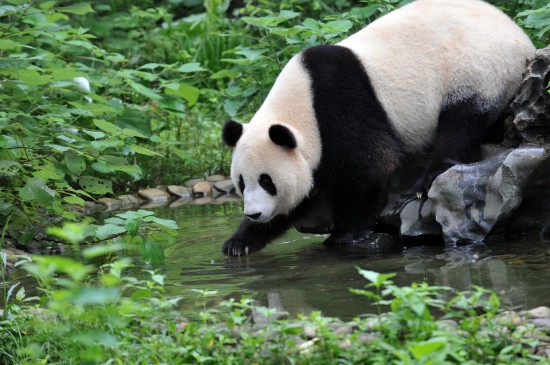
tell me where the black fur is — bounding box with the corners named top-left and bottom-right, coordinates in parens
top-left (259, 174), bottom-right (277, 196)
top-left (413, 94), bottom-right (501, 195)
top-left (269, 124), bottom-right (297, 149)
top-left (222, 120), bottom-right (243, 147)
top-left (301, 45), bottom-right (405, 244)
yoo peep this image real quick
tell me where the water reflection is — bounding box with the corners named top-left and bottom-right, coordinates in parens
top-left (153, 204), bottom-right (550, 320)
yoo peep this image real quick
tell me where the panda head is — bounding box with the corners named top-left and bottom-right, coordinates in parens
top-left (223, 119), bottom-right (313, 223)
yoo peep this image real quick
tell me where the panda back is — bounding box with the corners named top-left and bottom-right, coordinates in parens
top-left (338, 0), bottom-right (535, 152)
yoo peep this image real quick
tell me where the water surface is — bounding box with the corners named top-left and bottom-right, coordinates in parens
top-left (154, 202), bottom-right (550, 320)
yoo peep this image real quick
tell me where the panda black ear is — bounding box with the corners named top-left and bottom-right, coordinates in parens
top-left (269, 124), bottom-right (297, 149)
top-left (222, 120), bottom-right (243, 147)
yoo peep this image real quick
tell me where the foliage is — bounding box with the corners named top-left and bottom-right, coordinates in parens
top-left (1, 258), bottom-right (546, 364)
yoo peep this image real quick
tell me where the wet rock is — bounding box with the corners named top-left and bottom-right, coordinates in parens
top-left (140, 201), bottom-right (169, 209)
top-left (138, 188), bottom-right (171, 202)
top-left (213, 179), bottom-right (236, 194)
top-left (184, 178), bottom-right (203, 188)
top-left (206, 174), bottom-right (226, 183)
top-left (358, 333), bottom-right (378, 344)
top-left (192, 181), bottom-right (212, 198)
top-left (83, 201), bottom-right (106, 214)
top-left (194, 197), bottom-right (212, 205)
top-left (167, 185), bottom-right (190, 199)
top-left (431, 147), bottom-right (547, 243)
top-left (118, 194), bottom-right (142, 207)
top-left (98, 197), bottom-right (123, 210)
top-left (525, 306), bottom-right (550, 319)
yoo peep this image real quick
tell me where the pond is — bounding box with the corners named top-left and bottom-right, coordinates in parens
top-left (144, 202), bottom-right (550, 321)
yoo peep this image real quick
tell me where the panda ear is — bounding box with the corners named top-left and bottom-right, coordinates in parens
top-left (269, 124), bottom-right (297, 149)
top-left (222, 120), bottom-right (243, 147)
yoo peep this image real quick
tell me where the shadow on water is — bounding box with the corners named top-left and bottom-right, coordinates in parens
top-left (149, 202), bottom-right (550, 320)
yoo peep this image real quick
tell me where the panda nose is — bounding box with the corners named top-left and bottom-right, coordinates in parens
top-left (246, 212), bottom-right (262, 220)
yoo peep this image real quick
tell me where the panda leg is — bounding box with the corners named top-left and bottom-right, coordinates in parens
top-left (414, 95), bottom-right (499, 197)
top-left (323, 183), bottom-right (384, 245)
top-left (223, 215), bottom-right (293, 256)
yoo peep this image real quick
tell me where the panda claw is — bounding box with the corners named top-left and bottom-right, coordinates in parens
top-left (416, 191), bottom-right (424, 199)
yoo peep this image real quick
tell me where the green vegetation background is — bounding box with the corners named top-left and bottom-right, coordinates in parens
top-left (1, 1), bottom-right (550, 364)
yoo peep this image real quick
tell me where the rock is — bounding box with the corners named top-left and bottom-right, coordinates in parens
top-left (358, 333), bottom-right (378, 344)
top-left (432, 147), bottom-right (547, 242)
top-left (184, 178), bottom-right (204, 188)
top-left (526, 306), bottom-right (550, 319)
top-left (118, 194), bottom-right (142, 207)
top-left (496, 311), bottom-right (522, 326)
top-left (213, 179), bottom-right (236, 194)
top-left (83, 201), bottom-right (106, 214)
top-left (167, 185), bottom-right (191, 199)
top-left (532, 319), bottom-right (550, 333)
top-left (193, 197), bottom-right (212, 205)
top-left (192, 181), bottom-right (212, 197)
top-left (98, 197), bottom-right (123, 210)
top-left (206, 174), bottom-right (226, 183)
top-left (155, 185), bottom-right (168, 191)
top-left (140, 201), bottom-right (169, 209)
top-left (138, 188), bottom-right (171, 202)
top-left (504, 46), bottom-right (550, 146)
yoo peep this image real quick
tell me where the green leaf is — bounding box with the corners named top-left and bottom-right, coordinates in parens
top-left (93, 119), bottom-right (120, 134)
top-left (63, 195), bottom-right (85, 206)
top-left (57, 3), bottom-right (94, 15)
top-left (64, 151), bottom-right (86, 176)
top-left (130, 144), bottom-right (163, 157)
top-left (0, 39), bottom-right (20, 50)
top-left (177, 62), bottom-right (206, 73)
top-left (140, 240), bottom-right (165, 265)
top-left (125, 219), bottom-right (140, 236)
top-left (165, 83), bottom-right (200, 106)
top-left (129, 81), bottom-right (161, 100)
top-left (82, 244), bottom-right (125, 259)
top-left (94, 224), bottom-right (127, 240)
top-left (19, 178), bottom-right (54, 205)
top-left (46, 223), bottom-right (87, 244)
top-left (143, 216), bottom-right (178, 230)
top-left (0, 160), bottom-right (21, 177)
top-left (78, 176), bottom-right (113, 195)
top-left (409, 338), bottom-right (447, 359)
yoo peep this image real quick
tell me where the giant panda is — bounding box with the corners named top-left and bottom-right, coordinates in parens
top-left (221, 0), bottom-right (535, 256)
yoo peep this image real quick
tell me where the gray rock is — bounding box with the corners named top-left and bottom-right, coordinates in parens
top-left (118, 194), bottom-right (142, 207)
top-left (532, 319), bottom-right (550, 333)
top-left (184, 178), bottom-right (203, 188)
top-left (140, 201), bottom-right (169, 209)
top-left (97, 198), bottom-right (123, 211)
top-left (526, 306), bottom-right (550, 319)
top-left (83, 201), bottom-right (106, 214)
top-left (505, 46), bottom-right (550, 146)
top-left (213, 179), bottom-right (236, 194)
top-left (429, 147), bottom-right (547, 243)
top-left (137, 188), bottom-right (171, 202)
top-left (167, 185), bottom-right (190, 199)
top-left (206, 174), bottom-right (226, 183)
top-left (193, 196), bottom-right (212, 205)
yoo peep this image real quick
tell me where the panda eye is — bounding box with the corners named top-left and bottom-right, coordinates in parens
top-left (259, 174), bottom-right (277, 196)
top-left (238, 175), bottom-right (245, 194)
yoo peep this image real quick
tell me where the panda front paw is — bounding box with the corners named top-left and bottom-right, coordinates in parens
top-left (222, 238), bottom-right (266, 256)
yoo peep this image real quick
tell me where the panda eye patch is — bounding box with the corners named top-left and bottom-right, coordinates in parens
top-left (259, 174), bottom-right (277, 196)
top-left (239, 175), bottom-right (245, 194)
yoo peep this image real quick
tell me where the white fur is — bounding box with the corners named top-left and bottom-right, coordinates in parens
top-left (231, 57), bottom-right (320, 220)
top-left (338, 0), bottom-right (534, 152)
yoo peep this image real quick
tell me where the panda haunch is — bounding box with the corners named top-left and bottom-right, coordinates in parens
top-left (222, 0), bottom-right (535, 256)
